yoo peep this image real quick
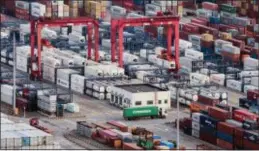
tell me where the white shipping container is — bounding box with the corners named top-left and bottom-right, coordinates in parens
top-left (243, 85), bottom-right (258, 94)
top-left (214, 39), bottom-right (232, 55)
top-left (210, 74), bottom-right (225, 86)
top-left (68, 33), bottom-right (85, 44)
top-left (192, 121), bottom-right (200, 131)
top-left (145, 4), bottom-right (161, 12)
top-left (188, 35), bottom-right (201, 46)
top-left (57, 69), bottom-right (79, 88)
top-left (243, 57), bottom-right (259, 70)
top-left (155, 46), bottom-right (166, 55)
top-left (192, 112), bottom-right (202, 123)
top-left (43, 56), bottom-right (61, 68)
top-left (110, 6), bottom-right (126, 17)
top-left (123, 52), bottom-right (139, 64)
top-left (179, 57), bottom-right (194, 73)
top-left (15, 1), bottom-right (29, 10)
top-left (15, 54), bottom-right (27, 72)
top-left (179, 39), bottom-right (193, 50)
top-left (31, 2), bottom-right (46, 17)
top-left (184, 48), bottom-right (204, 60)
top-left (251, 77), bottom-right (258, 87)
top-left (192, 129), bottom-right (200, 138)
top-left (222, 44), bottom-right (240, 54)
top-left (190, 73), bottom-right (210, 85)
top-left (43, 66), bottom-right (56, 82)
top-left (226, 80), bottom-right (242, 92)
top-left (41, 28), bottom-right (57, 40)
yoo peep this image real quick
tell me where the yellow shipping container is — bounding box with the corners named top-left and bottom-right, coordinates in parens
top-left (219, 32), bottom-right (232, 40)
top-left (178, 6), bottom-right (183, 17)
top-left (201, 33), bottom-right (213, 42)
top-left (69, 0), bottom-right (78, 8)
top-left (64, 4), bottom-right (69, 12)
top-left (70, 8), bottom-right (78, 17)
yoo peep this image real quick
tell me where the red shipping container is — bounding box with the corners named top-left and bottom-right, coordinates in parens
top-left (217, 122), bottom-right (235, 135)
top-left (227, 39), bottom-right (245, 50)
top-left (98, 129), bottom-right (118, 140)
top-left (233, 109), bottom-right (259, 122)
top-left (180, 31), bottom-right (189, 40)
top-left (219, 24), bottom-right (238, 32)
top-left (107, 121), bottom-right (128, 132)
top-left (144, 26), bottom-right (158, 38)
top-left (199, 26), bottom-right (218, 37)
top-left (243, 139), bottom-right (259, 150)
top-left (202, 2), bottom-right (218, 11)
top-left (255, 35), bottom-right (259, 43)
top-left (234, 137), bottom-right (243, 148)
top-left (201, 40), bottom-right (214, 48)
top-left (198, 95), bottom-right (220, 106)
top-left (123, 143), bottom-right (143, 150)
top-left (221, 51), bottom-right (240, 63)
top-left (190, 101), bottom-right (209, 113)
top-left (191, 18), bottom-right (208, 26)
top-left (209, 24), bottom-right (219, 29)
top-left (92, 123), bottom-right (113, 130)
top-left (182, 24), bottom-right (199, 34)
top-left (234, 127), bottom-right (244, 137)
top-left (217, 139), bottom-right (234, 150)
top-left (247, 90), bottom-right (259, 101)
top-left (200, 133), bottom-right (217, 145)
top-left (208, 107), bottom-right (231, 121)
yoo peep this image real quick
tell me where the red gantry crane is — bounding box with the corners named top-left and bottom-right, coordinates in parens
top-left (110, 16), bottom-right (180, 71)
top-left (30, 17), bottom-right (100, 79)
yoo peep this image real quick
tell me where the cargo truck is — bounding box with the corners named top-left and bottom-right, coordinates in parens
top-left (123, 106), bottom-right (167, 120)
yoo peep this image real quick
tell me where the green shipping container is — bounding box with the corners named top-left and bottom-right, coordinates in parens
top-left (123, 106), bottom-right (158, 118)
top-left (220, 4), bottom-right (236, 14)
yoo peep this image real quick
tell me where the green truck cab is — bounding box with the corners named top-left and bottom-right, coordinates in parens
top-left (123, 106), bottom-right (167, 120)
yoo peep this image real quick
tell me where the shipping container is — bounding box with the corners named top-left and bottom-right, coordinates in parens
top-left (217, 138), bottom-right (233, 150)
top-left (208, 106), bottom-right (230, 121)
top-left (233, 109), bottom-right (259, 122)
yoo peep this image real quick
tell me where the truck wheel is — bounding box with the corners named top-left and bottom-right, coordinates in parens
top-left (151, 116), bottom-right (154, 119)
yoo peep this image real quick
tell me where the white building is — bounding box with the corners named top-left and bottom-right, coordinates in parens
top-left (110, 84), bottom-right (171, 110)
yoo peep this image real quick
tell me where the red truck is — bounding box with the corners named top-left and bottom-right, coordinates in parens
top-left (29, 118), bottom-right (52, 134)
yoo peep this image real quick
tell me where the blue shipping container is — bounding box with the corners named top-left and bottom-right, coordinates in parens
top-left (217, 131), bottom-right (233, 143)
top-left (22, 137), bottom-right (30, 146)
top-left (200, 115), bottom-right (218, 129)
top-left (201, 47), bottom-right (214, 53)
top-left (243, 130), bottom-right (259, 143)
top-left (160, 141), bottom-right (174, 149)
top-left (200, 125), bottom-right (217, 136)
top-left (153, 135), bottom-right (162, 139)
top-left (209, 16), bottom-right (220, 24)
top-left (239, 98), bottom-right (257, 109)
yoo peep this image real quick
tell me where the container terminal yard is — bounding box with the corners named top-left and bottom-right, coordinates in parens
top-left (0, 0), bottom-right (259, 150)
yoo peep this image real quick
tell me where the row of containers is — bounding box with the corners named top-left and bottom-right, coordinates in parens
top-left (1, 117), bottom-right (59, 149)
top-left (4, 0), bottom-right (110, 20)
top-left (182, 105), bottom-right (259, 150)
top-left (0, 83), bottom-right (79, 116)
top-left (239, 89), bottom-right (259, 113)
top-left (76, 120), bottom-right (180, 150)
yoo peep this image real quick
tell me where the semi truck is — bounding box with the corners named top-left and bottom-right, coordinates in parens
top-left (123, 106), bottom-right (167, 120)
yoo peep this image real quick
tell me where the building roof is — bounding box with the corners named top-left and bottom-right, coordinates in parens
top-left (115, 84), bottom-right (165, 93)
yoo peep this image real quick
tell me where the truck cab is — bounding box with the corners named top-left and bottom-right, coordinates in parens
top-left (159, 107), bottom-right (168, 118)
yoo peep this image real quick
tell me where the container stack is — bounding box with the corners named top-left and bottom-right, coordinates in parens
top-left (76, 120), bottom-right (179, 150)
top-left (1, 116), bottom-right (59, 149)
top-left (85, 1), bottom-right (107, 19)
top-left (183, 105), bottom-right (259, 150)
top-left (15, 1), bottom-right (30, 20)
top-left (37, 90), bottom-right (57, 114)
top-left (239, 89), bottom-right (259, 111)
top-left (69, 0), bottom-right (78, 17)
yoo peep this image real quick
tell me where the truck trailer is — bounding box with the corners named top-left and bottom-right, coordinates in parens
top-left (123, 106), bottom-right (167, 120)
